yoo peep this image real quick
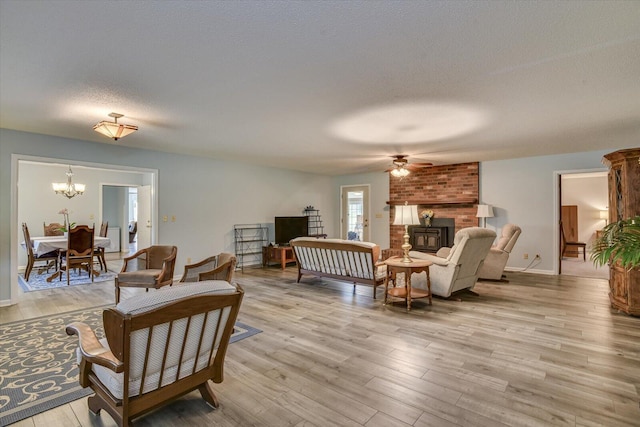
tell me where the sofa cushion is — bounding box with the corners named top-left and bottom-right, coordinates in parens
top-left (116, 280), bottom-right (236, 314)
top-left (117, 268), bottom-right (163, 285)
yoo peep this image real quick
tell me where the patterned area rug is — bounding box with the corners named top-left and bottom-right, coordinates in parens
top-left (18, 269), bottom-right (117, 292)
top-left (0, 306), bottom-right (261, 426)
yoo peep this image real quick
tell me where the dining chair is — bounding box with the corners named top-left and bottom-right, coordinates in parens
top-left (59, 225), bottom-right (95, 286)
top-left (560, 221), bottom-right (586, 261)
top-left (93, 221), bottom-right (108, 272)
top-left (115, 245), bottom-right (178, 303)
top-left (22, 223), bottom-right (58, 281)
top-left (44, 222), bottom-right (64, 236)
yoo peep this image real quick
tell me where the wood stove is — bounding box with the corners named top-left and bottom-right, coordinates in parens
top-left (409, 218), bottom-right (455, 253)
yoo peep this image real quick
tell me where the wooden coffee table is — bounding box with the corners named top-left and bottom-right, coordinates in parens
top-left (384, 256), bottom-right (432, 311)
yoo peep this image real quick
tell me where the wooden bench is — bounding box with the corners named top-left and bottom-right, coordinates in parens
top-left (290, 237), bottom-right (386, 298)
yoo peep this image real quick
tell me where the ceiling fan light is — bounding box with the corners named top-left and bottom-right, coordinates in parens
top-left (390, 167), bottom-right (410, 178)
top-left (93, 113), bottom-right (138, 141)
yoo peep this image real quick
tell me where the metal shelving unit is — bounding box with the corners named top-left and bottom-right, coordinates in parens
top-left (303, 208), bottom-right (326, 238)
top-left (234, 224), bottom-right (268, 271)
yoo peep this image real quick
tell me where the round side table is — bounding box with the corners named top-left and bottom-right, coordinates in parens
top-left (384, 256), bottom-right (432, 311)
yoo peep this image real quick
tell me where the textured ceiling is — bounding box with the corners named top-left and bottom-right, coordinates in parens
top-left (1, 1), bottom-right (639, 175)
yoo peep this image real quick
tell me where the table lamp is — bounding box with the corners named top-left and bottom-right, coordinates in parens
top-left (476, 204), bottom-right (494, 228)
top-left (393, 202), bottom-right (421, 263)
top-left (599, 210), bottom-right (609, 226)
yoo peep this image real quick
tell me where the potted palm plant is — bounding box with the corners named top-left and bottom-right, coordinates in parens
top-left (591, 216), bottom-right (640, 270)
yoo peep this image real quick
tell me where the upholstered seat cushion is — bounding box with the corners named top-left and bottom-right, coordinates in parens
top-left (83, 280), bottom-right (238, 399)
top-left (117, 268), bottom-right (163, 285)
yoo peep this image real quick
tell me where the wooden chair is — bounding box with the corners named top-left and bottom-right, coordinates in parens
top-left (66, 280), bottom-right (244, 427)
top-left (560, 221), bottom-right (586, 261)
top-left (115, 245), bottom-right (178, 303)
top-left (180, 253), bottom-right (237, 283)
top-left (44, 222), bottom-right (64, 236)
top-left (22, 222), bottom-right (58, 281)
top-left (93, 221), bottom-right (108, 272)
top-left (59, 225), bottom-right (95, 285)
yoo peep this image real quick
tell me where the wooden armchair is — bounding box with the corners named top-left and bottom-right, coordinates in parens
top-left (66, 280), bottom-right (244, 427)
top-left (115, 245), bottom-right (178, 303)
top-left (180, 253), bottom-right (237, 283)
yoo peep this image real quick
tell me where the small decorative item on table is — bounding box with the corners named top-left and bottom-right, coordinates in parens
top-left (421, 209), bottom-right (434, 227)
top-left (57, 208), bottom-right (76, 232)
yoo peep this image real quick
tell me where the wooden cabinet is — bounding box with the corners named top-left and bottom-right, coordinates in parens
top-left (602, 148), bottom-right (640, 316)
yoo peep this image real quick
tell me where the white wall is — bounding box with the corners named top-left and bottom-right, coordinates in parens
top-left (561, 174), bottom-right (608, 248)
top-left (1, 129), bottom-right (334, 304)
top-left (480, 150), bottom-right (610, 274)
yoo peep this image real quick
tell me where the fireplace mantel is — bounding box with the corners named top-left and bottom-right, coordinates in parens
top-left (387, 199), bottom-right (477, 206)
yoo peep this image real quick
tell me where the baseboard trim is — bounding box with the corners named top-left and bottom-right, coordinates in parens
top-left (504, 267), bottom-right (555, 275)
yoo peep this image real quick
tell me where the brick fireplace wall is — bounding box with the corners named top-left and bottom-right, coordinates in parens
top-left (389, 162), bottom-right (479, 250)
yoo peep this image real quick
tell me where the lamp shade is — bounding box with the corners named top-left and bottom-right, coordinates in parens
top-left (599, 210), bottom-right (609, 219)
top-left (393, 204), bottom-right (420, 226)
top-left (93, 121), bottom-right (138, 140)
top-left (93, 112), bottom-right (138, 140)
top-left (476, 204), bottom-right (494, 218)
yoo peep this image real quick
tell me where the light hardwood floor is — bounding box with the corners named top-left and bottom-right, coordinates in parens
top-left (2, 261), bottom-right (640, 427)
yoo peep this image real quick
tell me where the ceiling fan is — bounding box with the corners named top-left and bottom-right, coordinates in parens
top-left (385, 155), bottom-right (433, 177)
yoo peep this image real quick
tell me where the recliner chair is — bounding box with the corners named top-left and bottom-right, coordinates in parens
top-left (399, 227), bottom-right (496, 298)
top-left (477, 223), bottom-right (522, 281)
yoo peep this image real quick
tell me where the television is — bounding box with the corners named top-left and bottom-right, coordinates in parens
top-left (275, 216), bottom-right (308, 245)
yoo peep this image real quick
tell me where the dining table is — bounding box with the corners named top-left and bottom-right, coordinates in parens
top-left (22, 235), bottom-right (111, 281)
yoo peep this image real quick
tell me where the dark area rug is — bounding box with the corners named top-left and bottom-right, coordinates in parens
top-left (0, 306), bottom-right (260, 425)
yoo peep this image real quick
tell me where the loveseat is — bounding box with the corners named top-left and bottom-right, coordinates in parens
top-left (290, 237), bottom-right (386, 298)
top-left (402, 227), bottom-right (496, 297)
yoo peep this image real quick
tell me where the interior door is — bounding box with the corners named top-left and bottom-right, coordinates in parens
top-left (341, 185), bottom-right (370, 242)
top-left (137, 185), bottom-right (152, 248)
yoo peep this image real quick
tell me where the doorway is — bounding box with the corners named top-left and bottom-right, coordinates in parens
top-left (558, 171), bottom-right (609, 279)
top-left (340, 185), bottom-right (370, 242)
top-left (100, 184), bottom-right (151, 255)
top-left (11, 156), bottom-right (158, 303)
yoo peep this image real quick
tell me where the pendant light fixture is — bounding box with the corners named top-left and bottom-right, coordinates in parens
top-left (52, 165), bottom-right (85, 199)
top-left (93, 112), bottom-right (138, 140)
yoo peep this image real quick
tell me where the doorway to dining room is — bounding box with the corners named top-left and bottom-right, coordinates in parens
top-left (13, 157), bottom-right (158, 300)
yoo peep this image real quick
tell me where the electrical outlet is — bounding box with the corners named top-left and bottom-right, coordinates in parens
top-left (171, 215), bottom-right (176, 222)
top-left (187, 257), bottom-right (191, 264)
top-left (162, 215), bottom-right (168, 222)
top-left (523, 253), bottom-right (529, 260)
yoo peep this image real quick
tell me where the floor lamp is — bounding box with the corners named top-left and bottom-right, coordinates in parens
top-left (476, 204), bottom-right (494, 228)
top-left (393, 202), bottom-right (421, 263)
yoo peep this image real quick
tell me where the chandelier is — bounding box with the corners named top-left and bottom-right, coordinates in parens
top-left (52, 166), bottom-right (85, 199)
top-left (93, 112), bottom-right (138, 140)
